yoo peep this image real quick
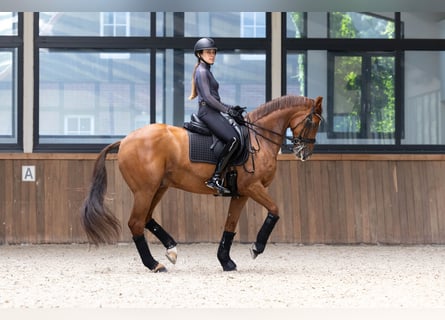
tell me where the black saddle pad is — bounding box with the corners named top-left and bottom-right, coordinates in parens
top-left (188, 133), bottom-right (218, 164)
top-left (188, 132), bottom-right (248, 166)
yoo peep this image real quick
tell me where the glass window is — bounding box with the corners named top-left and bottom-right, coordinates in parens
top-left (403, 51), bottom-right (445, 145)
top-left (286, 52), bottom-right (306, 95)
top-left (39, 12), bottom-right (150, 36)
top-left (0, 12), bottom-right (18, 35)
top-left (0, 50), bottom-right (17, 143)
top-left (329, 12), bottom-right (395, 39)
top-left (159, 12), bottom-right (266, 38)
top-left (327, 53), bottom-right (395, 144)
top-left (286, 12), bottom-right (305, 38)
top-left (241, 12), bottom-right (266, 37)
top-left (0, 12), bottom-right (20, 148)
top-left (39, 50), bottom-right (150, 144)
top-left (402, 13), bottom-right (445, 38)
top-left (36, 12), bottom-right (268, 149)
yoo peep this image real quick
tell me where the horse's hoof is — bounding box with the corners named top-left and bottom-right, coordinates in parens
top-left (222, 260), bottom-right (237, 271)
top-left (153, 263), bottom-right (168, 273)
top-left (165, 247), bottom-right (177, 264)
top-left (250, 244), bottom-right (259, 260)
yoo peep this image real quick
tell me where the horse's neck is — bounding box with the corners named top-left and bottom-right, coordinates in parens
top-left (248, 108), bottom-right (294, 155)
top-left (254, 107), bottom-right (296, 135)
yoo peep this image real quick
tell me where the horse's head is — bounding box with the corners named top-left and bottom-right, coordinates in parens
top-left (288, 96), bottom-right (323, 161)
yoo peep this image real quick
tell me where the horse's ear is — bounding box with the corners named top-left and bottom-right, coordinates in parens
top-left (315, 96), bottom-right (323, 111)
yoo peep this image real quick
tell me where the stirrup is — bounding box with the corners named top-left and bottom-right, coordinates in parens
top-left (205, 178), bottom-right (231, 195)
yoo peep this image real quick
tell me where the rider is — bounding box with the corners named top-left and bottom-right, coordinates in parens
top-left (188, 37), bottom-right (245, 195)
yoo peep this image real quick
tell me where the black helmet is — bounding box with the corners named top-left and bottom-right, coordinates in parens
top-left (194, 37), bottom-right (217, 58)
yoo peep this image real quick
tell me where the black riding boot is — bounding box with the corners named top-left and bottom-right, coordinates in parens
top-left (205, 137), bottom-right (239, 195)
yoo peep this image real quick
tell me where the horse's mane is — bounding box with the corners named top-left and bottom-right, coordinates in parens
top-left (248, 95), bottom-right (313, 122)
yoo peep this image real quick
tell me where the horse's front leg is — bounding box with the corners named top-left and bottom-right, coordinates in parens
top-left (218, 195), bottom-right (249, 271)
top-left (250, 212), bottom-right (279, 259)
top-left (245, 183), bottom-right (280, 260)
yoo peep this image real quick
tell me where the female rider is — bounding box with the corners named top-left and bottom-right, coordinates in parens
top-left (188, 37), bottom-right (244, 196)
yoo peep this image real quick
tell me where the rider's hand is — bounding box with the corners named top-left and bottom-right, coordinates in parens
top-left (232, 105), bottom-right (247, 113)
top-left (228, 106), bottom-right (245, 124)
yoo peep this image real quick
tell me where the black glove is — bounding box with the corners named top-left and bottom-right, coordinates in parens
top-left (232, 105), bottom-right (246, 113)
top-left (228, 106), bottom-right (246, 124)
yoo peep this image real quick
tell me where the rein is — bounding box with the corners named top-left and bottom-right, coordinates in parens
top-left (243, 120), bottom-right (283, 147)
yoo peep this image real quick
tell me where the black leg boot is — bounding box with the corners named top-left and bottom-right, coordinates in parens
top-left (206, 137), bottom-right (239, 196)
top-left (145, 219), bottom-right (178, 264)
top-left (217, 231), bottom-right (237, 271)
top-left (250, 212), bottom-right (280, 259)
top-left (133, 234), bottom-right (167, 272)
top-left (145, 219), bottom-right (177, 249)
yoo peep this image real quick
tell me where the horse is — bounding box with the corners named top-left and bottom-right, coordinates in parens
top-left (81, 95), bottom-right (323, 272)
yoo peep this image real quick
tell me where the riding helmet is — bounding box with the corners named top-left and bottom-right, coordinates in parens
top-left (194, 37), bottom-right (218, 58)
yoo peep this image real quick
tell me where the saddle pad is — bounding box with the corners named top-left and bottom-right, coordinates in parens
top-left (188, 132), bottom-right (218, 164)
top-left (188, 132), bottom-right (248, 165)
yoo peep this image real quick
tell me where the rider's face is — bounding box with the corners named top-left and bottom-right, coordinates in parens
top-left (200, 49), bottom-right (216, 64)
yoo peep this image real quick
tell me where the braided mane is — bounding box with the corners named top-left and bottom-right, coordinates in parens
top-left (248, 95), bottom-right (312, 122)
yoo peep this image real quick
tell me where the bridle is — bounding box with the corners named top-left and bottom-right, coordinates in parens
top-left (286, 105), bottom-right (323, 154)
top-left (240, 103), bottom-right (322, 171)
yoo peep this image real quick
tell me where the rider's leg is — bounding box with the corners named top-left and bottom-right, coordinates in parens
top-left (205, 137), bottom-right (239, 195)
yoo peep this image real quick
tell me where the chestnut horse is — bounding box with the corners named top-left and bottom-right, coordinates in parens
top-left (81, 95), bottom-right (323, 272)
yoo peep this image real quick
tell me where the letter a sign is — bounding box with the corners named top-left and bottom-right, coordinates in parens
top-left (22, 165), bottom-right (36, 182)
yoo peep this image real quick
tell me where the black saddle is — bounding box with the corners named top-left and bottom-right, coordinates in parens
top-left (183, 113), bottom-right (250, 166)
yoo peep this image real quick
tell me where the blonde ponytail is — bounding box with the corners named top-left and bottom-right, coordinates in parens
top-left (188, 61), bottom-right (199, 100)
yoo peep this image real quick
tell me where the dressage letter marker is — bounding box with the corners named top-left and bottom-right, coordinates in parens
top-left (22, 165), bottom-right (36, 182)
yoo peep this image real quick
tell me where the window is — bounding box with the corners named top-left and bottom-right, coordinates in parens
top-left (64, 115), bottom-right (94, 135)
top-left (284, 12), bottom-right (403, 152)
top-left (241, 12), bottom-right (266, 38)
top-left (100, 12), bottom-right (130, 36)
top-left (328, 53), bottom-right (395, 143)
top-left (284, 12), bottom-right (445, 152)
top-left (329, 12), bottom-right (395, 39)
top-left (0, 12), bottom-right (21, 150)
top-left (39, 12), bottom-right (150, 36)
top-left (36, 12), bottom-right (269, 151)
top-left (286, 12), bottom-right (306, 38)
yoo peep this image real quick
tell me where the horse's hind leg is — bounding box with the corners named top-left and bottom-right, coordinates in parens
top-left (129, 191), bottom-right (167, 273)
top-left (144, 186), bottom-right (178, 264)
top-left (146, 219), bottom-right (178, 264)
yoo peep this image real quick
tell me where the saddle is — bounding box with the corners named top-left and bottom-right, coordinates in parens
top-left (183, 113), bottom-right (250, 197)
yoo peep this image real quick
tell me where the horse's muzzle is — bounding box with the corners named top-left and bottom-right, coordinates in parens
top-left (293, 143), bottom-right (312, 161)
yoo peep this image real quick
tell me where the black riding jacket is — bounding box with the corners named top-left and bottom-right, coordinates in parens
top-left (194, 61), bottom-right (238, 143)
top-left (195, 62), bottom-right (233, 113)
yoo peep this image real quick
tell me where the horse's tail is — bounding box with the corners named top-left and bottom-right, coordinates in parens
top-left (81, 141), bottom-right (122, 246)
